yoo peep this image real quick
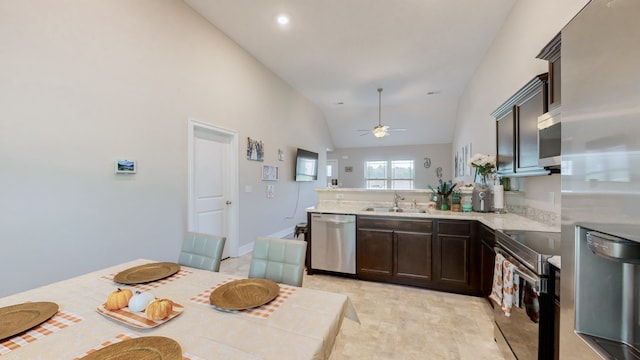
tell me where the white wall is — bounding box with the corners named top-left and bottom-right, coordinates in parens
top-left (0, 0), bottom-right (332, 297)
top-left (328, 144), bottom-right (452, 189)
top-left (452, 0), bottom-right (589, 212)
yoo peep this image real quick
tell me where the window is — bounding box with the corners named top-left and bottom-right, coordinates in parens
top-left (365, 160), bottom-right (414, 189)
top-left (391, 160), bottom-right (414, 189)
top-left (364, 160), bottom-right (387, 189)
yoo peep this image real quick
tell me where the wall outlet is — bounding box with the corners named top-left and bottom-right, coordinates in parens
top-left (245, 185), bottom-right (252, 193)
top-left (336, 193), bottom-right (344, 199)
top-left (548, 192), bottom-right (555, 204)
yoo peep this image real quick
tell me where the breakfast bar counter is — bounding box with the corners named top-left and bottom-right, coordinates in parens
top-left (0, 259), bottom-right (359, 360)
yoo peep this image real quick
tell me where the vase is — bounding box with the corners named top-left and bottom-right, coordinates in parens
top-left (440, 194), bottom-right (450, 211)
top-left (480, 172), bottom-right (490, 186)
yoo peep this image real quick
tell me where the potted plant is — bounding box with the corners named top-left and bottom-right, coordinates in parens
top-left (428, 179), bottom-right (457, 211)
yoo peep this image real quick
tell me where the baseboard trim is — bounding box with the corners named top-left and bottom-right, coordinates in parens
top-left (237, 227), bottom-right (295, 256)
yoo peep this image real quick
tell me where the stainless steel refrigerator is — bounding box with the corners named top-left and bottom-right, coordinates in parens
top-left (561, 0), bottom-right (640, 359)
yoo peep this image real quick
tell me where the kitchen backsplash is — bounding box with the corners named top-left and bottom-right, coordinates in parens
top-left (315, 188), bottom-right (560, 227)
top-left (504, 191), bottom-right (560, 227)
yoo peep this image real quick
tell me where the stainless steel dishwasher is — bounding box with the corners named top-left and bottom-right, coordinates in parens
top-left (310, 213), bottom-right (356, 275)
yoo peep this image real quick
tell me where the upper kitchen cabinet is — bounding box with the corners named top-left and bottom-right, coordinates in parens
top-left (537, 33), bottom-right (561, 110)
top-left (492, 73), bottom-right (551, 177)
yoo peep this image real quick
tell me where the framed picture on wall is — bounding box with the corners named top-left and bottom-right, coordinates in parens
top-left (115, 160), bottom-right (136, 174)
top-left (464, 143), bottom-right (472, 176)
top-left (262, 165), bottom-right (278, 181)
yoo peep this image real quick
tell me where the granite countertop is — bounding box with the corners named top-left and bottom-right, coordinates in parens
top-left (306, 204), bottom-right (560, 233)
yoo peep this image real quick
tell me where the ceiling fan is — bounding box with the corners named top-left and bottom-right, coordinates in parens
top-left (358, 88), bottom-right (407, 138)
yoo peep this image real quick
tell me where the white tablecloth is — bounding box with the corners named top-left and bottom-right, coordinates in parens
top-left (0, 259), bottom-right (359, 359)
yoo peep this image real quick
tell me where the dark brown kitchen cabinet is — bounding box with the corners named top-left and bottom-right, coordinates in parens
top-left (357, 216), bottom-right (432, 287)
top-left (479, 223), bottom-right (496, 304)
top-left (357, 226), bottom-right (394, 279)
top-left (496, 109), bottom-right (515, 174)
top-left (395, 231), bottom-right (432, 282)
top-left (433, 220), bottom-right (480, 295)
top-left (492, 73), bottom-right (550, 177)
top-left (537, 32), bottom-right (561, 110)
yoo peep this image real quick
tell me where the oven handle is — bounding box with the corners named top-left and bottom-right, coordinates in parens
top-left (493, 246), bottom-right (543, 292)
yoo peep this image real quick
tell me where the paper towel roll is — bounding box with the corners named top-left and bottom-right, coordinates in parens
top-left (494, 184), bottom-right (504, 210)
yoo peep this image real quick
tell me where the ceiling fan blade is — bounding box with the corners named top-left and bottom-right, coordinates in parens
top-left (360, 132), bottom-right (371, 136)
top-left (388, 128), bottom-right (407, 132)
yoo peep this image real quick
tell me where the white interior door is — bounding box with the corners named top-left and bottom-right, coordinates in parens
top-left (188, 119), bottom-right (238, 259)
top-left (327, 159), bottom-right (338, 186)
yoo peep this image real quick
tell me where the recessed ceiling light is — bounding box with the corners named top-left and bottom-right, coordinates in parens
top-left (277, 15), bottom-right (290, 25)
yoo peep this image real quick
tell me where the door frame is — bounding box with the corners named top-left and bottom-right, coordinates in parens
top-left (187, 118), bottom-right (239, 257)
top-left (327, 158), bottom-right (339, 186)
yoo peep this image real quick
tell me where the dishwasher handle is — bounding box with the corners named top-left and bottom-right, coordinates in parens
top-left (311, 214), bottom-right (355, 225)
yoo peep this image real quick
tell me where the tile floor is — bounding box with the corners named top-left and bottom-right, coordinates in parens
top-left (219, 252), bottom-right (504, 360)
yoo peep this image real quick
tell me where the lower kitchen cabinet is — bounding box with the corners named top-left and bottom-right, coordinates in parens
top-left (357, 216), bottom-right (479, 295)
top-left (434, 220), bottom-right (480, 295)
top-left (357, 216), bottom-right (432, 287)
top-left (395, 231), bottom-right (432, 282)
top-left (479, 223), bottom-right (496, 304)
top-left (357, 226), bottom-right (394, 279)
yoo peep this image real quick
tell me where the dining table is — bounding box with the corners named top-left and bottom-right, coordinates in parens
top-left (0, 258), bottom-right (359, 359)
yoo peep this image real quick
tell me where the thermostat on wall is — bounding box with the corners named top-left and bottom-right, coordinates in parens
top-left (115, 160), bottom-right (136, 174)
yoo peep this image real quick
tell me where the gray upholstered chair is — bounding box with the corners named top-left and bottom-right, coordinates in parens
top-left (178, 232), bottom-right (226, 272)
top-left (248, 236), bottom-right (307, 287)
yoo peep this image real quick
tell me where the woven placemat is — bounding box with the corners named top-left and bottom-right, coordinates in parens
top-left (100, 269), bottom-right (193, 292)
top-left (114, 262), bottom-right (181, 284)
top-left (74, 333), bottom-right (204, 360)
top-left (0, 302), bottom-right (59, 340)
top-left (79, 335), bottom-right (182, 360)
top-left (0, 309), bottom-right (84, 355)
top-left (190, 278), bottom-right (296, 319)
top-left (209, 278), bottom-right (280, 310)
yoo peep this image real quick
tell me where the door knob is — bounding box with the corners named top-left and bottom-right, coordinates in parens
top-left (226, 200), bottom-right (232, 205)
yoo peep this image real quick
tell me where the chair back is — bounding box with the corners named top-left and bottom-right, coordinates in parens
top-left (248, 237), bottom-right (307, 287)
top-left (179, 232), bottom-right (226, 272)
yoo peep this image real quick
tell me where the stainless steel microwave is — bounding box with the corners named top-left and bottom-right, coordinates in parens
top-left (537, 107), bottom-right (561, 167)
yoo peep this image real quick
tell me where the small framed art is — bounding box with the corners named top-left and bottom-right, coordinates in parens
top-left (262, 165), bottom-right (278, 181)
top-left (115, 160), bottom-right (136, 174)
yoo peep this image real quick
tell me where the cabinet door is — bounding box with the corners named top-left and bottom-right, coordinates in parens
top-left (496, 109), bottom-right (515, 175)
top-left (357, 229), bottom-right (393, 279)
top-left (517, 89), bottom-right (546, 171)
top-left (479, 224), bottom-right (496, 302)
top-left (395, 231), bottom-right (431, 282)
top-left (436, 234), bottom-right (470, 285)
top-left (481, 241), bottom-right (496, 302)
top-left (550, 55), bottom-right (561, 108)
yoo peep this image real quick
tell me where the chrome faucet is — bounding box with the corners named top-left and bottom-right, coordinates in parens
top-left (393, 192), bottom-right (404, 208)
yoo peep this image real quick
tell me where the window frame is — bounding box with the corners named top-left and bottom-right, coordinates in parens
top-left (364, 159), bottom-right (414, 189)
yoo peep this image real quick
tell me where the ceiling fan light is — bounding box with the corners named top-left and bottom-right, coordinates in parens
top-left (373, 127), bottom-right (387, 138)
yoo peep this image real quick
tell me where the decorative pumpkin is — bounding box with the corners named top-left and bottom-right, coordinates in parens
top-left (128, 291), bottom-right (155, 312)
top-left (104, 288), bottom-right (133, 310)
top-left (145, 298), bottom-right (173, 320)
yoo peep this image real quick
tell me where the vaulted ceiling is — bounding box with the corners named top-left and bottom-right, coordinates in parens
top-left (184, 0), bottom-right (517, 149)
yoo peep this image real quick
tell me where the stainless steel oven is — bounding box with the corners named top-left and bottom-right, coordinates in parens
top-left (493, 230), bottom-right (561, 360)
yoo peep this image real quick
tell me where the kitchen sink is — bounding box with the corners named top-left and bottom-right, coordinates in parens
top-left (363, 207), bottom-right (427, 213)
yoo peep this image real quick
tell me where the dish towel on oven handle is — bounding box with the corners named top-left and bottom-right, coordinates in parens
top-left (489, 253), bottom-right (505, 307)
top-left (501, 259), bottom-right (516, 317)
top-left (513, 273), bottom-right (521, 308)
